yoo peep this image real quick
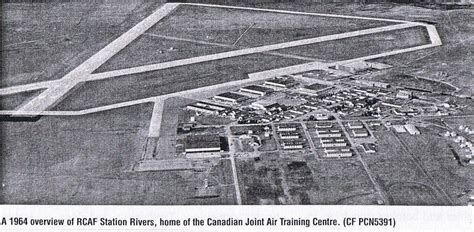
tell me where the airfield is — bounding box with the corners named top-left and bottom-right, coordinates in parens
top-left (1, 1), bottom-right (472, 205)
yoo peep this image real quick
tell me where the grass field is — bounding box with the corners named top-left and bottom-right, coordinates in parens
top-left (237, 153), bottom-right (285, 205)
top-left (0, 103), bottom-right (235, 204)
top-left (1, 1), bottom-right (165, 87)
top-left (365, 131), bottom-right (457, 205)
top-left (148, 4), bottom-right (396, 48)
top-left (93, 34), bottom-right (235, 73)
top-left (53, 53), bottom-right (307, 111)
top-left (275, 26), bottom-right (430, 62)
top-left (0, 89), bottom-right (43, 110)
top-left (396, 133), bottom-right (472, 205)
top-left (305, 159), bottom-right (377, 205)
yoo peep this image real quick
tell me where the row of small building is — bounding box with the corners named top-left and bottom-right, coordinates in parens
top-left (276, 124), bottom-right (306, 150)
top-left (312, 122), bottom-right (352, 158)
top-left (212, 77), bottom-right (296, 104)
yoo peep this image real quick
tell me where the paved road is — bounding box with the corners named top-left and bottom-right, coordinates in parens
top-left (225, 125), bottom-right (243, 205)
top-left (148, 100), bottom-right (165, 137)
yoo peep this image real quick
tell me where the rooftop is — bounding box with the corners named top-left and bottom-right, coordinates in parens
top-left (241, 85), bottom-right (273, 93)
top-left (215, 92), bottom-right (246, 100)
top-left (185, 134), bottom-right (221, 150)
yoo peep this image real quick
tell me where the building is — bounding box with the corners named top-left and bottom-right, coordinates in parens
top-left (277, 124), bottom-right (298, 132)
top-left (316, 131), bottom-right (342, 138)
top-left (251, 100), bottom-right (277, 110)
top-left (315, 122), bottom-right (334, 128)
top-left (213, 92), bottom-right (246, 103)
top-left (186, 105), bottom-right (218, 115)
top-left (264, 77), bottom-right (295, 89)
top-left (347, 121), bottom-right (364, 129)
top-left (185, 134), bottom-right (223, 153)
top-left (396, 90), bottom-right (413, 99)
top-left (195, 101), bottom-right (226, 111)
top-left (362, 143), bottom-right (376, 153)
top-left (393, 125), bottom-right (407, 133)
top-left (299, 83), bottom-right (331, 95)
top-left (279, 132), bottom-right (300, 140)
top-left (325, 149), bottom-right (353, 158)
top-left (281, 141), bottom-right (304, 150)
top-left (324, 147), bottom-right (351, 153)
top-left (240, 85), bottom-right (273, 96)
top-left (356, 80), bottom-right (391, 89)
top-left (351, 129), bottom-right (369, 137)
top-left (321, 140), bottom-right (347, 148)
top-left (404, 124), bottom-right (421, 135)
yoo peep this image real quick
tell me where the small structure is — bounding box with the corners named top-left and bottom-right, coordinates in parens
top-left (277, 124), bottom-right (298, 132)
top-left (347, 121), bottom-right (364, 129)
top-left (356, 80), bottom-right (391, 89)
top-left (279, 132), bottom-right (300, 140)
top-left (314, 122), bottom-right (334, 128)
top-left (281, 141), bottom-right (304, 150)
top-left (362, 143), bottom-right (377, 153)
top-left (320, 139), bottom-right (347, 148)
top-left (351, 129), bottom-right (369, 137)
top-left (195, 101), bottom-right (227, 111)
top-left (393, 125), bottom-right (407, 133)
top-left (251, 100), bottom-right (278, 111)
top-left (404, 124), bottom-right (421, 135)
top-left (186, 105), bottom-right (218, 115)
top-left (396, 90), bottom-right (413, 99)
top-left (325, 149), bottom-right (353, 158)
top-left (316, 132), bottom-right (342, 138)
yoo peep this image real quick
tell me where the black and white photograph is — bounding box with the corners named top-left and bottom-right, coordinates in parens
top-left (0, 0), bottom-right (473, 231)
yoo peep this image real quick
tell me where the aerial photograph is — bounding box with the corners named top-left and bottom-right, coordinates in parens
top-left (0, 0), bottom-right (473, 206)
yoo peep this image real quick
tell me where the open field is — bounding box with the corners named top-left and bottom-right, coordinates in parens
top-left (237, 152), bottom-right (376, 205)
top-left (0, 103), bottom-right (235, 204)
top-left (305, 159), bottom-right (377, 205)
top-left (237, 153), bottom-right (285, 205)
top-left (53, 53), bottom-right (307, 111)
top-left (366, 131), bottom-right (457, 205)
top-left (148, 4), bottom-right (396, 48)
top-left (276, 26), bottom-right (430, 62)
top-left (396, 133), bottom-right (473, 205)
top-left (94, 34), bottom-right (234, 73)
top-left (1, 1), bottom-right (165, 88)
top-left (0, 89), bottom-right (43, 110)
top-left (365, 7), bottom-right (473, 96)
